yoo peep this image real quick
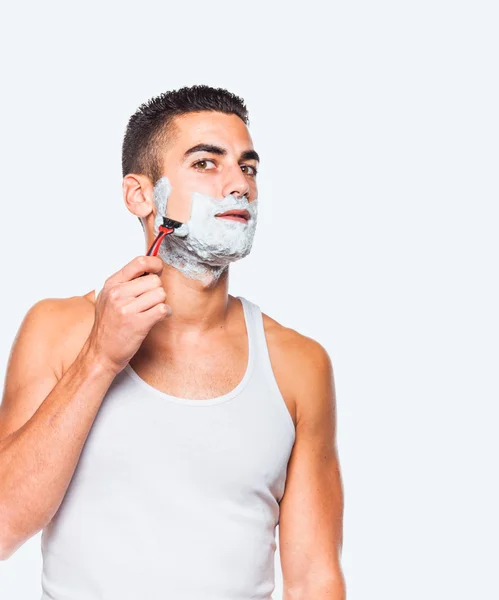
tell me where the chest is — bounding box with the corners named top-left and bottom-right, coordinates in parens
top-left (68, 371), bottom-right (295, 512)
top-left (129, 336), bottom-right (249, 400)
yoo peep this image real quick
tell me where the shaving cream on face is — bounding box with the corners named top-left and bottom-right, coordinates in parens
top-left (152, 176), bottom-right (258, 286)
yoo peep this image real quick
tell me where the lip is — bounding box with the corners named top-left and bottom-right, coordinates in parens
top-left (215, 209), bottom-right (250, 222)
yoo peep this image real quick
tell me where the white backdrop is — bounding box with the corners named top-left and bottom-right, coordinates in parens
top-left (0, 1), bottom-right (497, 599)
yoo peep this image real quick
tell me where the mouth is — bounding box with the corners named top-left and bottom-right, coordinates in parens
top-left (215, 209), bottom-right (250, 223)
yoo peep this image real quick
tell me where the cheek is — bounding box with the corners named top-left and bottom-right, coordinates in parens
top-left (170, 166), bottom-right (207, 186)
top-left (159, 172), bottom-right (198, 223)
top-left (170, 171), bottom-right (220, 204)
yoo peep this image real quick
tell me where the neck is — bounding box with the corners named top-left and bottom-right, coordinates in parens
top-left (148, 258), bottom-right (233, 342)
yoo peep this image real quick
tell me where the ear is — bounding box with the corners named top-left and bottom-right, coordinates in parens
top-left (122, 174), bottom-right (155, 219)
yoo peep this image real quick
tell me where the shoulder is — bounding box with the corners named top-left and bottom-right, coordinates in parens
top-left (260, 309), bottom-right (335, 426)
top-left (0, 292), bottom-right (96, 442)
top-left (262, 312), bottom-right (331, 365)
top-left (18, 292), bottom-right (93, 336)
top-left (17, 291), bottom-right (96, 379)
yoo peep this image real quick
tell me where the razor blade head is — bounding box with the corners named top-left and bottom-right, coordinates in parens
top-left (163, 217), bottom-right (184, 229)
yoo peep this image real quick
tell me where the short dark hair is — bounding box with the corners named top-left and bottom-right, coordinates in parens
top-left (122, 84), bottom-right (250, 184)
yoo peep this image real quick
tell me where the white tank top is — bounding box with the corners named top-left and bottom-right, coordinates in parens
top-left (40, 294), bottom-right (296, 600)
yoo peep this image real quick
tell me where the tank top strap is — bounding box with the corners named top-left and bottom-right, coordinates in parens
top-left (237, 296), bottom-right (270, 376)
top-left (237, 296), bottom-right (295, 436)
top-left (237, 296), bottom-right (257, 371)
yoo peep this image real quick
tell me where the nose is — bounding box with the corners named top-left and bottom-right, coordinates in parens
top-left (222, 164), bottom-right (251, 199)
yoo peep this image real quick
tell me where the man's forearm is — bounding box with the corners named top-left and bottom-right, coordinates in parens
top-left (0, 341), bottom-right (118, 559)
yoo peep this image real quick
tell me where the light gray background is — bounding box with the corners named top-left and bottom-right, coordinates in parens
top-left (1, 1), bottom-right (497, 599)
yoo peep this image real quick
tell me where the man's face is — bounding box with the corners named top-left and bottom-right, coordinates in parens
top-left (147, 111), bottom-right (260, 284)
top-left (158, 111), bottom-right (259, 222)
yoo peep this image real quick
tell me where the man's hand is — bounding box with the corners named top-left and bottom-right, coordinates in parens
top-left (86, 256), bottom-right (171, 374)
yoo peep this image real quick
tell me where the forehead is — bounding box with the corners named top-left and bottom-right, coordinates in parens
top-left (168, 111), bottom-right (253, 153)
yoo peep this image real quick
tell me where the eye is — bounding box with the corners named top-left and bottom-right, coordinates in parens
top-left (192, 159), bottom-right (216, 171)
top-left (241, 164), bottom-right (258, 177)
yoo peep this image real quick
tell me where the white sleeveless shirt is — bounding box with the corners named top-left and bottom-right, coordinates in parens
top-left (40, 295), bottom-right (296, 600)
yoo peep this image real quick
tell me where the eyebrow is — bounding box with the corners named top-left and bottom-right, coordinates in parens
top-left (183, 143), bottom-right (260, 164)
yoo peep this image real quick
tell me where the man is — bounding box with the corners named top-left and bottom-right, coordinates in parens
top-left (0, 85), bottom-right (345, 599)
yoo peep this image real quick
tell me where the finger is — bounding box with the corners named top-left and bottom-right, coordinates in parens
top-left (121, 273), bottom-right (165, 298)
top-left (107, 256), bottom-right (163, 286)
top-left (139, 301), bottom-right (171, 323)
top-left (123, 287), bottom-right (168, 314)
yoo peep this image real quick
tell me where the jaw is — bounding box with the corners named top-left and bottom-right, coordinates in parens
top-left (151, 183), bottom-right (258, 283)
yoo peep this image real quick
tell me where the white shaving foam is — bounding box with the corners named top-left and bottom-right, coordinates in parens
top-left (152, 176), bottom-right (258, 286)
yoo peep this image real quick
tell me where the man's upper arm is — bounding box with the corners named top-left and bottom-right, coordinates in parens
top-left (0, 299), bottom-right (63, 443)
top-left (278, 336), bottom-right (345, 596)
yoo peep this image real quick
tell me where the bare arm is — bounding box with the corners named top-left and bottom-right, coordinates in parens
top-left (279, 337), bottom-right (346, 599)
top-left (0, 255), bottom-right (170, 560)
top-left (0, 298), bottom-right (117, 560)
